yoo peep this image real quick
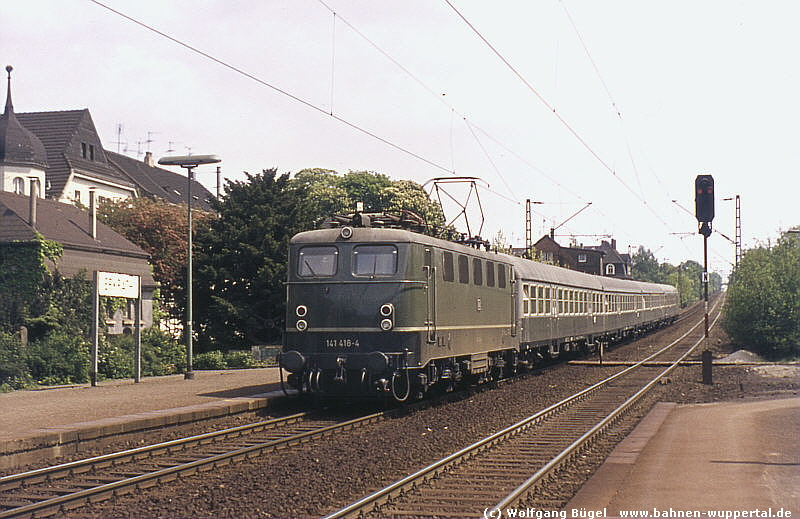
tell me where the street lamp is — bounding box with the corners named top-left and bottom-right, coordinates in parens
top-left (158, 154), bottom-right (221, 379)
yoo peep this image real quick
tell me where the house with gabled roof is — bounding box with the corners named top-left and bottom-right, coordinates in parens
top-left (0, 188), bottom-right (157, 333)
top-left (531, 234), bottom-right (631, 279)
top-left (1, 66), bottom-right (214, 210)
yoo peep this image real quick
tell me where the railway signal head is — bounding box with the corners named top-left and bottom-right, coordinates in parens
top-left (695, 175), bottom-right (715, 224)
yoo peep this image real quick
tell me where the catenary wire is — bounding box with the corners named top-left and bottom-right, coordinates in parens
top-left (88, 0), bottom-right (456, 176)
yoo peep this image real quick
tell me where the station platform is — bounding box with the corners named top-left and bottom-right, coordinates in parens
top-left (0, 368), bottom-right (286, 470)
top-left (567, 397), bottom-right (800, 516)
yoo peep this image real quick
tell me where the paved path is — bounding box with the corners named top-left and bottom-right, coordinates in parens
top-left (567, 397), bottom-right (800, 516)
top-left (0, 368), bottom-right (288, 469)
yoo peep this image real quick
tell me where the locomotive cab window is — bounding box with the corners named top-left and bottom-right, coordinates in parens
top-left (353, 245), bottom-right (398, 276)
top-left (298, 246), bottom-right (338, 277)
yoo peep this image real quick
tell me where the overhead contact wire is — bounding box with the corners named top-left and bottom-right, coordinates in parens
top-left (88, 0), bottom-right (455, 176)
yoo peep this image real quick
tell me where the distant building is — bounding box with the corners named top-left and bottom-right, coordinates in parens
top-left (1, 66), bottom-right (215, 209)
top-left (0, 189), bottom-right (157, 333)
top-left (529, 235), bottom-right (630, 279)
top-left (585, 239), bottom-right (631, 279)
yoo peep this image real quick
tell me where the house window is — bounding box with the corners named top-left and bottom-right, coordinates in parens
top-left (578, 253), bottom-right (587, 263)
top-left (13, 177), bottom-right (25, 194)
top-left (606, 264), bottom-right (616, 276)
top-left (89, 145), bottom-right (95, 160)
top-left (74, 190), bottom-right (81, 204)
top-left (81, 143), bottom-right (87, 158)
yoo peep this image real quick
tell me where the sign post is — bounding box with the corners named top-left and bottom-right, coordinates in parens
top-left (92, 271), bottom-right (142, 386)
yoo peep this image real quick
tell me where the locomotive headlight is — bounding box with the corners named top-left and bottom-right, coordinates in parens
top-left (296, 319), bottom-right (308, 332)
top-left (380, 303), bottom-right (394, 317)
top-left (296, 305), bottom-right (308, 317)
top-left (380, 318), bottom-right (393, 331)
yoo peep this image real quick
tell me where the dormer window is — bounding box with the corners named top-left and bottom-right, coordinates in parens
top-left (13, 177), bottom-right (24, 194)
top-left (606, 264), bottom-right (616, 276)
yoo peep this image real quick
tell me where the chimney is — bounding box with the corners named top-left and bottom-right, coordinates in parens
top-left (28, 177), bottom-right (38, 228)
top-left (611, 238), bottom-right (617, 250)
top-left (144, 151), bottom-right (154, 167)
top-left (89, 188), bottom-right (97, 239)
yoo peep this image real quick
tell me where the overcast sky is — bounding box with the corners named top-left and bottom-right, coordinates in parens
top-left (4, 1), bottom-right (798, 279)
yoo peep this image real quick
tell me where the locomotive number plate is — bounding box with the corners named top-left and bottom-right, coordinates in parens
top-left (324, 338), bottom-right (360, 349)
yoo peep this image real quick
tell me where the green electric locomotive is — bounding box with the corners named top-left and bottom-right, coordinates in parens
top-left (279, 224), bottom-right (678, 402)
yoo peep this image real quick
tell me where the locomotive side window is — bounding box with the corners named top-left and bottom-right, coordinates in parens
top-left (497, 264), bottom-right (506, 288)
top-left (443, 252), bottom-right (454, 282)
top-left (485, 261), bottom-right (495, 287)
top-left (473, 258), bottom-right (483, 285)
top-left (353, 245), bottom-right (398, 276)
top-left (298, 246), bottom-right (338, 277)
top-left (458, 255), bottom-right (469, 284)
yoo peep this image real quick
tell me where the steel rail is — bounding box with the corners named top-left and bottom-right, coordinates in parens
top-left (0, 411), bottom-right (387, 518)
top-left (324, 299), bottom-right (722, 519)
top-left (492, 305), bottom-right (724, 513)
top-left (0, 412), bottom-right (310, 491)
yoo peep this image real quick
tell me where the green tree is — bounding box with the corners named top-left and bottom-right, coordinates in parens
top-left (192, 169), bottom-right (314, 350)
top-left (723, 230), bottom-right (800, 359)
top-left (290, 169), bottom-right (445, 233)
top-left (630, 246), bottom-right (663, 283)
top-left (98, 197), bottom-right (210, 322)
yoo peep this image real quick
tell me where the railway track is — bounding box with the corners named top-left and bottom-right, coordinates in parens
top-left (325, 298), bottom-right (723, 518)
top-left (0, 410), bottom-right (386, 518)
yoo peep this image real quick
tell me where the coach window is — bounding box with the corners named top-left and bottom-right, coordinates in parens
top-left (523, 285), bottom-right (531, 315)
top-left (353, 245), bottom-right (397, 276)
top-left (298, 246), bottom-right (338, 277)
top-left (544, 287), bottom-right (551, 314)
top-left (535, 286), bottom-right (542, 314)
top-left (473, 258), bottom-right (483, 285)
top-left (458, 255), bottom-right (469, 284)
top-left (443, 252), bottom-right (454, 282)
top-left (486, 261), bottom-right (495, 287)
top-left (497, 264), bottom-right (506, 288)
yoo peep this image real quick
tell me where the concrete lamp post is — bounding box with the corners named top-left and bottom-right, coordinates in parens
top-left (158, 154), bottom-right (221, 379)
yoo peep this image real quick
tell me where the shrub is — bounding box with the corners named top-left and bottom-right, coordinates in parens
top-left (194, 350), bottom-right (226, 370)
top-left (26, 332), bottom-right (91, 385)
top-left (224, 350), bottom-right (256, 369)
top-left (141, 328), bottom-right (185, 376)
top-left (723, 231), bottom-right (800, 359)
top-left (0, 331), bottom-right (34, 391)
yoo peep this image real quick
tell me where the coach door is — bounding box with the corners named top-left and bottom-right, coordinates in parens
top-left (424, 248), bottom-right (437, 343)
